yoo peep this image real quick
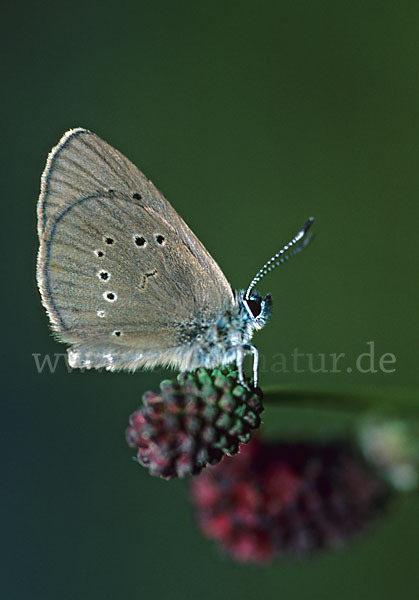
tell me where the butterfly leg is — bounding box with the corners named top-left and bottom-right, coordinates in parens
top-left (236, 346), bottom-right (245, 386)
top-left (243, 344), bottom-right (259, 388)
top-left (235, 344), bottom-right (259, 389)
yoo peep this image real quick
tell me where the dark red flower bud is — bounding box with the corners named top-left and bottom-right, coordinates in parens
top-left (126, 368), bottom-right (263, 479)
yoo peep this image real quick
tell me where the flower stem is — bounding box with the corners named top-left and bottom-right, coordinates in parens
top-left (263, 385), bottom-right (419, 419)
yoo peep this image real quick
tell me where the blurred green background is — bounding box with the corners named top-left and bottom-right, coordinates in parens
top-left (2, 1), bottom-right (419, 598)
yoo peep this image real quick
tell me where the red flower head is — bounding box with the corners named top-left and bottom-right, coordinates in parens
top-left (191, 436), bottom-right (390, 565)
top-left (126, 368), bottom-right (263, 479)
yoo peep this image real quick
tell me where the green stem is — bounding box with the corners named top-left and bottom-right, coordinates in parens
top-left (263, 385), bottom-right (419, 419)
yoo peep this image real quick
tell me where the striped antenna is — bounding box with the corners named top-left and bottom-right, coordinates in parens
top-left (245, 217), bottom-right (315, 300)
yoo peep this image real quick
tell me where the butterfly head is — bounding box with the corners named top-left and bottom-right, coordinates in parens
top-left (240, 290), bottom-right (272, 331)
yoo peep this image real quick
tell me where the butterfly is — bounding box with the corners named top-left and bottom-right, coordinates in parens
top-left (37, 128), bottom-right (314, 386)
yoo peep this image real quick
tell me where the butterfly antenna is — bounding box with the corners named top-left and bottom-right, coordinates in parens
top-left (245, 217), bottom-right (315, 300)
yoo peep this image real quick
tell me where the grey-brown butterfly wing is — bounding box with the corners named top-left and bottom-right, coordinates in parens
top-left (37, 128), bottom-right (234, 371)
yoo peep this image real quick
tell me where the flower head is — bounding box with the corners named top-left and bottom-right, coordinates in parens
top-left (191, 436), bottom-right (390, 564)
top-left (126, 368), bottom-right (263, 479)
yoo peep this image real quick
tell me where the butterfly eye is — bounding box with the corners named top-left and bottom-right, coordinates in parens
top-left (104, 236), bottom-right (114, 245)
top-left (132, 192), bottom-right (142, 200)
top-left (94, 249), bottom-right (105, 258)
top-left (246, 297), bottom-right (262, 318)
